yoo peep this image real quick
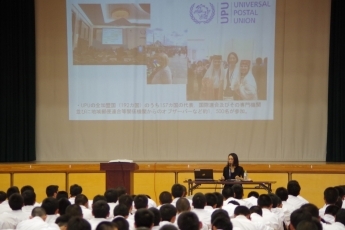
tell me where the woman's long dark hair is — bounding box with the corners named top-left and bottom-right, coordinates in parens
top-left (226, 153), bottom-right (239, 167)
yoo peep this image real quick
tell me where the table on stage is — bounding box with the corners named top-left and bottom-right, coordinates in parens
top-left (184, 180), bottom-right (276, 195)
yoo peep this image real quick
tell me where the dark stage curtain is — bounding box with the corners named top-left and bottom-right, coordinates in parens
top-left (0, 1), bottom-right (36, 162)
top-left (326, 0), bottom-right (345, 162)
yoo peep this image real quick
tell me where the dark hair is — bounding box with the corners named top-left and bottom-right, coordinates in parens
top-left (46, 185), bottom-right (59, 197)
top-left (290, 209), bottom-right (312, 229)
top-left (115, 186), bottom-right (127, 197)
top-left (275, 187), bottom-right (288, 201)
top-left (65, 204), bottom-right (83, 217)
top-left (250, 206), bottom-right (262, 216)
top-left (75, 194), bottom-right (88, 206)
top-left (300, 203), bottom-right (319, 218)
top-left (248, 191), bottom-right (259, 198)
top-left (211, 209), bottom-right (230, 224)
top-left (41, 197), bottom-right (59, 215)
top-left (325, 204), bottom-right (340, 216)
top-left (93, 195), bottom-right (107, 205)
top-left (104, 189), bottom-right (118, 203)
top-left (227, 52), bottom-right (239, 64)
top-left (212, 216), bottom-right (233, 230)
top-left (56, 191), bottom-right (69, 200)
top-left (31, 207), bottom-right (46, 217)
top-left (55, 214), bottom-right (71, 227)
top-left (335, 196), bottom-right (343, 208)
top-left (268, 194), bottom-right (280, 208)
top-left (176, 197), bottom-right (190, 213)
top-left (234, 205), bottom-right (250, 216)
top-left (159, 204), bottom-right (177, 222)
top-left (118, 194), bottom-right (133, 211)
top-left (21, 185), bottom-right (34, 194)
top-left (7, 186), bottom-right (19, 198)
top-left (67, 217), bottom-right (91, 230)
top-left (213, 192), bottom-right (224, 208)
top-left (159, 225), bottom-right (178, 230)
top-left (9, 193), bottom-right (24, 210)
top-left (148, 207), bottom-right (160, 226)
top-left (114, 203), bottom-right (129, 217)
top-left (70, 184), bottom-right (83, 197)
top-left (58, 198), bottom-right (71, 215)
top-left (159, 191), bottom-right (173, 204)
top-left (171, 184), bottom-right (184, 198)
top-left (177, 211), bottom-right (200, 230)
top-left (192, 193), bottom-right (206, 209)
top-left (92, 200), bottom-right (110, 218)
top-left (296, 219), bottom-right (319, 230)
top-left (335, 209), bottom-right (345, 226)
top-left (205, 193), bottom-right (217, 207)
top-left (112, 217), bottom-right (129, 230)
top-left (287, 180), bottom-right (301, 196)
top-left (134, 208), bottom-right (154, 228)
top-left (222, 186), bottom-right (233, 199)
top-left (22, 190), bottom-right (36, 206)
top-left (257, 194), bottom-right (272, 208)
top-left (324, 187), bottom-right (339, 204)
top-left (334, 186), bottom-right (345, 198)
top-left (95, 221), bottom-right (116, 230)
top-left (0, 191), bottom-right (7, 202)
top-left (232, 185), bottom-right (243, 199)
top-left (134, 194), bottom-right (148, 209)
top-left (227, 153), bottom-right (239, 167)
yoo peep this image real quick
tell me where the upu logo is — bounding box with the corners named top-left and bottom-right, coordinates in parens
top-left (190, 3), bottom-right (215, 24)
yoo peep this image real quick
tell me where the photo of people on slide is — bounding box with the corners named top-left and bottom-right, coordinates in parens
top-left (71, 3), bottom-right (150, 65)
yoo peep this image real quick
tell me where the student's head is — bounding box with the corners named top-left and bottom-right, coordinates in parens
top-left (176, 197), bottom-right (191, 213)
top-left (159, 191), bottom-right (173, 205)
top-left (148, 207), bottom-right (161, 226)
top-left (112, 217), bottom-right (129, 230)
top-left (268, 194), bottom-right (281, 208)
top-left (21, 185), bottom-right (34, 194)
top-left (70, 184), bottom-right (83, 197)
top-left (58, 198), bottom-right (71, 215)
top-left (234, 205), bottom-right (250, 217)
top-left (212, 216), bottom-right (233, 230)
top-left (22, 190), bottom-right (36, 206)
top-left (177, 211), bottom-right (200, 230)
top-left (222, 186), bottom-right (233, 199)
top-left (290, 209), bottom-right (312, 230)
top-left (334, 186), bottom-right (345, 199)
top-left (213, 192), bottom-right (224, 208)
top-left (92, 200), bottom-right (110, 218)
top-left (325, 204), bottom-right (340, 216)
top-left (171, 184), bottom-right (184, 198)
top-left (287, 180), bottom-right (301, 196)
top-left (114, 204), bottom-right (129, 217)
top-left (75, 194), bottom-right (89, 207)
top-left (95, 221), bottom-right (117, 230)
top-left (300, 203), bottom-right (319, 218)
top-left (227, 153), bottom-right (239, 167)
top-left (296, 219), bottom-right (321, 230)
top-left (205, 193), bottom-right (217, 208)
top-left (55, 214), bottom-right (71, 229)
top-left (159, 225), bottom-right (178, 230)
top-left (7, 186), bottom-right (19, 199)
top-left (335, 209), bottom-right (345, 226)
top-left (232, 185), bottom-right (244, 199)
top-left (41, 197), bottom-right (59, 215)
top-left (0, 191), bottom-right (7, 203)
top-left (67, 217), bottom-right (91, 230)
top-left (104, 189), bottom-right (118, 203)
top-left (324, 187), bottom-right (339, 204)
top-left (118, 194), bottom-right (133, 211)
top-left (159, 204), bottom-right (177, 222)
top-left (134, 194), bottom-right (148, 209)
top-left (192, 192), bottom-right (206, 209)
top-left (56, 191), bottom-right (69, 200)
top-left (93, 195), bottom-right (107, 205)
top-left (46, 185), bottom-right (59, 198)
top-left (115, 186), bottom-right (127, 197)
top-left (249, 206), bottom-right (262, 216)
top-left (134, 208), bottom-right (154, 229)
top-left (9, 193), bottom-right (24, 210)
top-left (257, 194), bottom-right (272, 209)
top-left (275, 187), bottom-right (289, 201)
top-left (31, 207), bottom-right (47, 219)
top-left (65, 204), bottom-right (83, 218)
top-left (211, 209), bottom-right (230, 224)
top-left (248, 191), bottom-right (259, 198)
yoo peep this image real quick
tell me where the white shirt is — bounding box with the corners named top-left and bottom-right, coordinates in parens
top-left (261, 208), bottom-right (280, 230)
top-left (148, 199), bottom-right (157, 208)
top-left (324, 214), bottom-right (336, 224)
top-left (326, 222), bottom-right (345, 230)
top-left (126, 213), bottom-right (135, 230)
top-left (286, 195), bottom-right (308, 209)
top-left (231, 215), bottom-right (257, 230)
top-left (88, 218), bottom-right (109, 230)
top-left (159, 221), bottom-right (174, 227)
top-left (319, 204), bottom-right (329, 218)
top-left (45, 214), bottom-right (59, 224)
top-left (271, 208), bottom-right (285, 230)
top-left (0, 201), bottom-right (11, 214)
top-left (282, 201), bottom-right (296, 213)
top-left (68, 197), bottom-right (75, 204)
top-left (244, 196), bottom-right (258, 207)
top-left (227, 197), bottom-right (252, 208)
top-left (22, 205), bottom-right (35, 218)
top-left (107, 202), bottom-right (117, 219)
top-left (250, 213), bottom-right (274, 230)
top-left (16, 216), bottom-right (60, 230)
top-left (192, 208), bottom-right (212, 229)
top-left (222, 203), bottom-right (237, 218)
top-left (80, 205), bottom-right (93, 220)
top-left (0, 210), bottom-right (29, 229)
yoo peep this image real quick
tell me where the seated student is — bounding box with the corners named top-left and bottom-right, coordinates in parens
top-left (177, 211), bottom-right (201, 230)
top-left (249, 206), bottom-right (273, 230)
top-left (319, 187), bottom-right (339, 218)
top-left (329, 209), bottom-right (345, 230)
top-left (148, 207), bottom-right (160, 230)
top-left (205, 193), bottom-right (217, 212)
top-left (88, 200), bottom-right (111, 230)
top-left (17, 207), bottom-right (60, 230)
top-left (134, 209), bottom-right (154, 230)
top-left (55, 214), bottom-right (71, 230)
top-left (257, 194), bottom-right (281, 230)
top-left (231, 205), bottom-right (257, 230)
top-left (75, 194), bottom-right (93, 220)
top-left (118, 194), bottom-right (134, 219)
top-left (323, 205), bottom-right (340, 224)
top-left (230, 185), bottom-right (252, 208)
top-left (192, 193), bottom-right (212, 228)
top-left (213, 192), bottom-right (224, 209)
top-left (175, 197), bottom-right (191, 224)
top-left (91, 195), bottom-right (107, 209)
top-left (159, 204), bottom-right (177, 227)
top-left (41, 197), bottom-right (59, 224)
top-left (0, 193), bottom-right (28, 229)
top-left (58, 198), bottom-right (71, 215)
top-left (57, 191), bottom-right (69, 200)
top-left (222, 186), bottom-right (238, 218)
top-left (275, 187), bottom-right (296, 227)
top-left (211, 216), bottom-right (233, 230)
top-left (157, 191), bottom-right (173, 209)
top-left (289, 209), bottom-right (312, 230)
top-left (334, 186), bottom-right (345, 209)
top-left (286, 181), bottom-right (308, 209)
top-left (20, 185), bottom-right (35, 194)
top-left (65, 204), bottom-right (83, 218)
top-left (114, 204), bottom-right (130, 219)
top-left (126, 195), bottom-right (149, 229)
top-left (69, 184), bottom-right (83, 204)
top-left (268, 194), bottom-right (285, 230)
top-left (171, 184), bottom-right (192, 206)
top-left (0, 186), bottom-right (19, 214)
top-left (46, 185), bottom-right (59, 199)
top-left (244, 191), bottom-right (259, 207)
top-left (112, 216), bottom-right (130, 230)
top-left (22, 190), bottom-right (37, 218)
top-left (68, 217), bottom-right (91, 230)
top-left (104, 189), bottom-right (118, 219)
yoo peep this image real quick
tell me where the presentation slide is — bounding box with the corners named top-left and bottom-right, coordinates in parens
top-left (67, 0), bottom-right (276, 120)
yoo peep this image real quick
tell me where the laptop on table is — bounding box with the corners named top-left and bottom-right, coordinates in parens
top-left (194, 169), bottom-right (214, 181)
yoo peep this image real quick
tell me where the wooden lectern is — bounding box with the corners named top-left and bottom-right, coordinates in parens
top-left (100, 162), bottom-right (138, 194)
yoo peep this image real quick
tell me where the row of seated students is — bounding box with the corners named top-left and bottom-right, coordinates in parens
top-left (0, 180), bottom-right (345, 230)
